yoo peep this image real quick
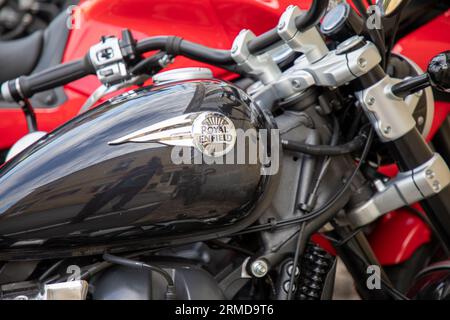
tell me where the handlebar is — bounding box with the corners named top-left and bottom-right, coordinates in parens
top-left (135, 37), bottom-right (233, 65)
top-left (1, 58), bottom-right (95, 102)
top-left (0, 0), bottom-right (329, 102)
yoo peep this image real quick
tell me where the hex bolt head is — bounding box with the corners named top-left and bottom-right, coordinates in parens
top-left (433, 180), bottom-right (441, 192)
top-left (287, 263), bottom-right (300, 277)
top-left (417, 116), bottom-right (425, 126)
top-left (383, 126), bottom-right (392, 134)
top-left (358, 57), bottom-right (367, 69)
top-left (283, 281), bottom-right (296, 293)
top-left (292, 79), bottom-right (303, 89)
top-left (366, 96), bottom-right (375, 106)
top-left (426, 170), bottom-right (435, 179)
top-left (251, 260), bottom-right (269, 278)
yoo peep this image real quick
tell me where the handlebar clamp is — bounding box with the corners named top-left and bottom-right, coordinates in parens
top-left (277, 5), bottom-right (329, 63)
top-left (230, 29), bottom-right (281, 85)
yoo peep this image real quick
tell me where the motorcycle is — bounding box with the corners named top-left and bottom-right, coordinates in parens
top-left (0, 0), bottom-right (449, 300)
top-left (0, 0), bottom-right (73, 40)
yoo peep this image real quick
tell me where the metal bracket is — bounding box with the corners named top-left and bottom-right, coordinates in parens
top-left (299, 40), bottom-right (382, 87)
top-left (348, 153), bottom-right (450, 227)
top-left (277, 5), bottom-right (329, 63)
top-left (89, 37), bottom-right (130, 86)
top-left (356, 75), bottom-right (417, 142)
top-left (231, 29), bottom-right (281, 84)
top-left (248, 41), bottom-right (381, 110)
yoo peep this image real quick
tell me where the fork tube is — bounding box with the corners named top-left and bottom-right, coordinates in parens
top-left (389, 128), bottom-right (450, 247)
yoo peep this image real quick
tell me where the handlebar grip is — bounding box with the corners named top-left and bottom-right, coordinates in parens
top-left (1, 57), bottom-right (94, 102)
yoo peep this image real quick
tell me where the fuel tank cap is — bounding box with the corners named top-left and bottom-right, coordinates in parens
top-left (153, 67), bottom-right (213, 84)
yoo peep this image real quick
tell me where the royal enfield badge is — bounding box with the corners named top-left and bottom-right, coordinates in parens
top-left (108, 111), bottom-right (236, 157)
top-left (191, 112), bottom-right (236, 157)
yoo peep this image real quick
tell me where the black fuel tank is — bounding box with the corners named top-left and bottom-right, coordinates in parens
top-left (0, 80), bottom-right (278, 256)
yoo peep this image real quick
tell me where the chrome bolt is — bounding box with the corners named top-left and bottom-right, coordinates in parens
top-left (231, 45), bottom-right (238, 54)
top-left (383, 126), bottom-right (392, 134)
top-left (283, 281), bottom-right (296, 293)
top-left (287, 263), bottom-right (300, 277)
top-left (417, 116), bottom-right (425, 126)
top-left (358, 57), bottom-right (367, 69)
top-left (278, 21), bottom-right (285, 30)
top-left (426, 170), bottom-right (435, 179)
top-left (292, 79), bottom-right (303, 89)
top-left (366, 96), bottom-right (375, 106)
top-left (251, 260), bottom-right (268, 278)
top-left (433, 180), bottom-right (441, 192)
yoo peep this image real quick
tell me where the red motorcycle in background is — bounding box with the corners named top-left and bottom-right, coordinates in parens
top-left (0, 0), bottom-right (449, 300)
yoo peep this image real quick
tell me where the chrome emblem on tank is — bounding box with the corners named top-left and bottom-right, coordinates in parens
top-left (191, 112), bottom-right (236, 157)
top-left (108, 112), bottom-right (236, 157)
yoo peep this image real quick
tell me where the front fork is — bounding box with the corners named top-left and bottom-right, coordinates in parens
top-left (392, 128), bottom-right (450, 245)
top-left (349, 65), bottom-right (450, 249)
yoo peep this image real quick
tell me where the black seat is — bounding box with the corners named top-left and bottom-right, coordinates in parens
top-left (0, 31), bottom-right (44, 83)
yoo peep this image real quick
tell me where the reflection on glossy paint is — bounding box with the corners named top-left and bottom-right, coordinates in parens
top-left (0, 80), bottom-right (276, 255)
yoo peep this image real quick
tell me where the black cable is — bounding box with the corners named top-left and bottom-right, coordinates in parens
top-left (38, 259), bottom-right (65, 293)
top-left (103, 253), bottom-right (176, 299)
top-left (330, 116), bottom-right (340, 146)
top-left (324, 227), bottom-right (409, 300)
top-left (342, 243), bottom-right (409, 300)
top-left (287, 222), bottom-right (306, 300)
top-left (307, 116), bottom-right (341, 208)
top-left (129, 51), bottom-right (168, 75)
top-left (103, 253), bottom-right (173, 286)
top-left (281, 134), bottom-right (367, 156)
top-left (19, 99), bottom-right (37, 132)
top-left (322, 227), bottom-right (364, 247)
top-left (38, 259), bottom-right (65, 283)
top-left (234, 129), bottom-right (374, 236)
